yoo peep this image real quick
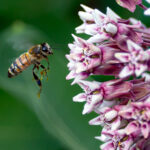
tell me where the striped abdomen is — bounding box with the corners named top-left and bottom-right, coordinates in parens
top-left (8, 52), bottom-right (32, 78)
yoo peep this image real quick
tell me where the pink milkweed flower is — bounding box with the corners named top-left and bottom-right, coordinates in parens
top-left (86, 7), bottom-right (120, 43)
top-left (66, 35), bottom-right (122, 83)
top-left (77, 5), bottom-right (142, 49)
top-left (77, 5), bottom-right (150, 49)
top-left (73, 80), bottom-right (103, 114)
top-left (73, 79), bottom-right (132, 114)
top-left (66, 3), bottom-right (150, 150)
top-left (78, 4), bottom-right (95, 23)
top-left (90, 8), bottom-right (142, 45)
top-left (66, 35), bottom-right (101, 81)
top-left (76, 5), bottom-right (98, 35)
top-left (91, 98), bottom-right (150, 150)
top-left (73, 78), bottom-right (150, 114)
top-left (89, 107), bottom-right (122, 131)
top-left (76, 4), bottom-right (120, 36)
top-left (115, 40), bottom-right (150, 78)
top-left (116, 0), bottom-right (142, 12)
top-left (97, 129), bottom-right (134, 150)
top-left (119, 100), bottom-right (150, 139)
top-left (130, 138), bottom-right (150, 150)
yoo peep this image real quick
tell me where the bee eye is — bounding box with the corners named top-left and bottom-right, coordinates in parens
top-left (41, 43), bottom-right (52, 55)
top-left (42, 46), bottom-right (47, 51)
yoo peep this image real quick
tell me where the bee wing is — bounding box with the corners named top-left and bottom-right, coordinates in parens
top-left (8, 56), bottom-right (17, 63)
top-left (50, 43), bottom-right (67, 49)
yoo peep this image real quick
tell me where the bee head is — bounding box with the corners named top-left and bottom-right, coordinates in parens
top-left (41, 43), bottom-right (53, 56)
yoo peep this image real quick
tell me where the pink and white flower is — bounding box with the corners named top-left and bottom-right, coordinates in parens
top-left (116, 0), bottom-right (142, 12)
top-left (73, 78), bottom-right (150, 114)
top-left (66, 35), bottom-right (122, 83)
top-left (66, 35), bottom-right (101, 82)
top-left (119, 101), bottom-right (150, 139)
top-left (115, 40), bottom-right (150, 78)
top-left (76, 5), bottom-right (143, 49)
top-left (98, 129), bottom-right (134, 150)
top-left (89, 107), bottom-right (122, 131)
top-left (66, 3), bottom-right (150, 150)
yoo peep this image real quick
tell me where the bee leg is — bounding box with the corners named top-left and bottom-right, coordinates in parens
top-left (35, 62), bottom-right (48, 80)
top-left (41, 65), bottom-right (48, 80)
top-left (32, 65), bottom-right (42, 97)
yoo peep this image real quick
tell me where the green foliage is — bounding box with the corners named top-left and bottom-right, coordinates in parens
top-left (0, 20), bottom-right (100, 150)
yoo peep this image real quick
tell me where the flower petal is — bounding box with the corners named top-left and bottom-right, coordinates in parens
top-left (104, 110), bottom-right (118, 121)
top-left (125, 121), bottom-right (139, 135)
top-left (144, 8), bottom-right (150, 15)
top-left (89, 116), bottom-right (102, 125)
top-left (80, 4), bottom-right (93, 13)
top-left (141, 123), bottom-right (150, 138)
top-left (82, 103), bottom-right (93, 114)
top-left (115, 52), bottom-right (131, 63)
top-left (73, 93), bottom-right (87, 102)
top-left (78, 80), bottom-right (101, 92)
top-left (119, 65), bottom-right (134, 78)
top-left (106, 7), bottom-right (120, 22)
top-left (135, 64), bottom-right (147, 77)
top-left (127, 40), bottom-right (141, 52)
top-left (87, 33), bottom-right (108, 43)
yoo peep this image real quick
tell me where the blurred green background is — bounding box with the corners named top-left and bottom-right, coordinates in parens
top-left (0, 0), bottom-right (148, 150)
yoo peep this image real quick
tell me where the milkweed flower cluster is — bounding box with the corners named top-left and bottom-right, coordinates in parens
top-left (66, 2), bottom-right (150, 150)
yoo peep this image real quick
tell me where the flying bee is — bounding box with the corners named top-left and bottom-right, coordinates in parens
top-left (8, 42), bottom-right (53, 97)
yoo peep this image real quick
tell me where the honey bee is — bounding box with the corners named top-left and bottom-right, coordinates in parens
top-left (8, 42), bottom-right (53, 96)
